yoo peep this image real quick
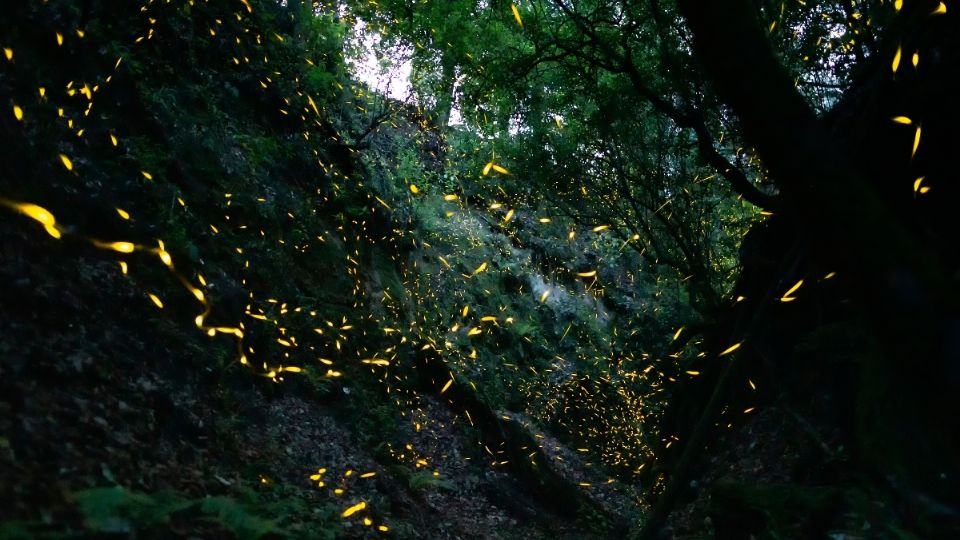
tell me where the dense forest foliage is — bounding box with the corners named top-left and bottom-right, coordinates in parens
top-left (1, 0), bottom-right (958, 538)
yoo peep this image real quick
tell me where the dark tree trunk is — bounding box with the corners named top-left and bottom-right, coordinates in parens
top-left (673, 0), bottom-right (960, 534)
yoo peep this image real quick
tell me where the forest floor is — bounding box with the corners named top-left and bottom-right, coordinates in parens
top-left (0, 217), bottom-right (636, 539)
top-left (0, 199), bottom-right (901, 540)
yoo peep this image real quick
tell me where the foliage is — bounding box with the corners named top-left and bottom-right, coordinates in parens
top-left (72, 487), bottom-right (193, 533)
top-left (71, 487), bottom-right (288, 539)
top-left (407, 471), bottom-right (457, 493)
top-left (199, 496), bottom-right (289, 540)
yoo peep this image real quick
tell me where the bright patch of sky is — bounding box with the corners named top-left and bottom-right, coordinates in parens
top-left (348, 20), bottom-right (462, 126)
top-left (349, 20), bottom-right (412, 101)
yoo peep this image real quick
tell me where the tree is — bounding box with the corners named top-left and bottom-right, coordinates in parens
top-left (346, 0), bottom-right (960, 535)
top-left (672, 0), bottom-right (960, 534)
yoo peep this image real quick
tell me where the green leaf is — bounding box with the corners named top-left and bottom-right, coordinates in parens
top-left (71, 487), bottom-right (193, 533)
top-left (200, 496), bottom-right (289, 540)
top-left (408, 471), bottom-right (456, 492)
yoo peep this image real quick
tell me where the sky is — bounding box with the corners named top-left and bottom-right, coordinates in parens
top-left (348, 21), bottom-right (463, 125)
top-left (350, 21), bottom-right (413, 101)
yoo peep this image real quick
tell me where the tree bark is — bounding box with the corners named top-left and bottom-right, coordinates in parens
top-left (676, 0), bottom-right (960, 529)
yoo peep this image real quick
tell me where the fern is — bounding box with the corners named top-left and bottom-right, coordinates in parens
top-left (408, 471), bottom-right (456, 492)
top-left (200, 496), bottom-right (288, 540)
top-left (70, 487), bottom-right (289, 539)
top-left (71, 487), bottom-right (193, 533)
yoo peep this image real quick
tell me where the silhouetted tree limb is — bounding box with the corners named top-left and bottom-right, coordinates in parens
top-left (678, 0), bottom-right (960, 530)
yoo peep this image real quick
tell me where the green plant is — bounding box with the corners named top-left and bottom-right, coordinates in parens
top-left (70, 487), bottom-right (289, 539)
top-left (71, 487), bottom-right (194, 534)
top-left (200, 496), bottom-right (288, 540)
top-left (408, 471), bottom-right (456, 493)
